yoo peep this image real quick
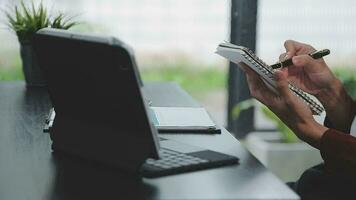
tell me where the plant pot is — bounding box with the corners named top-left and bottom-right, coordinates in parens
top-left (20, 41), bottom-right (46, 87)
top-left (245, 131), bottom-right (323, 182)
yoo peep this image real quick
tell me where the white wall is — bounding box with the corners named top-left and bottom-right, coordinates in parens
top-left (258, 0), bottom-right (356, 68)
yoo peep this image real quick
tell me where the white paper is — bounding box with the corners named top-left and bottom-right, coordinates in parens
top-left (151, 107), bottom-right (216, 129)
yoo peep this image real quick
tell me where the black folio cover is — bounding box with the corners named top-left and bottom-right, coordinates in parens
top-left (33, 29), bottom-right (159, 172)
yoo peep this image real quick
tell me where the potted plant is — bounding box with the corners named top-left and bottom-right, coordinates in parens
top-left (5, 1), bottom-right (78, 87)
top-left (232, 99), bottom-right (323, 182)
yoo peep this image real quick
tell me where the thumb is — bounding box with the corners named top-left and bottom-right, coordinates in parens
top-left (283, 40), bottom-right (297, 58)
top-left (274, 70), bottom-right (293, 99)
top-left (292, 55), bottom-right (323, 73)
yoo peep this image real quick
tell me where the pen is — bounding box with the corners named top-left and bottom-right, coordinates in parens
top-left (270, 49), bottom-right (330, 69)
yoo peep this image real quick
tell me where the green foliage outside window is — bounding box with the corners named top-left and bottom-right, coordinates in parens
top-left (333, 67), bottom-right (356, 98)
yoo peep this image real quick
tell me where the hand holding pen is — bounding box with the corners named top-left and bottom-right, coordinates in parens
top-left (270, 49), bottom-right (330, 69)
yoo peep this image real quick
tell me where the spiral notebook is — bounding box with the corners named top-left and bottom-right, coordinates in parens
top-left (216, 42), bottom-right (324, 115)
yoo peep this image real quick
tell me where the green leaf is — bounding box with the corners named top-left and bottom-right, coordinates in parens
top-left (15, 6), bottom-right (24, 26)
top-left (5, 0), bottom-right (78, 40)
top-left (31, 1), bottom-right (37, 22)
top-left (231, 99), bottom-right (255, 119)
top-left (6, 12), bottom-right (16, 28)
top-left (52, 13), bottom-right (64, 28)
top-left (20, 1), bottom-right (34, 27)
top-left (63, 22), bottom-right (78, 29)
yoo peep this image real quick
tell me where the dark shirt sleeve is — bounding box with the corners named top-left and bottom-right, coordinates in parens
top-left (320, 129), bottom-right (356, 179)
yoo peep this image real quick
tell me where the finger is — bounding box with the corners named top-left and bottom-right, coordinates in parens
top-left (295, 46), bottom-right (316, 56)
top-left (284, 40), bottom-right (317, 56)
top-left (284, 40), bottom-right (298, 58)
top-left (244, 71), bottom-right (259, 95)
top-left (244, 66), bottom-right (277, 96)
top-left (244, 67), bottom-right (277, 104)
top-left (240, 62), bottom-right (279, 100)
top-left (243, 66), bottom-right (264, 91)
top-left (274, 70), bottom-right (312, 114)
top-left (239, 63), bottom-right (248, 72)
top-left (274, 70), bottom-right (294, 100)
top-left (279, 53), bottom-right (288, 61)
top-left (240, 63), bottom-right (260, 81)
top-left (245, 73), bottom-right (258, 93)
top-left (292, 55), bottom-right (323, 73)
top-left (245, 74), bottom-right (268, 103)
top-left (244, 67), bottom-right (263, 90)
top-left (280, 66), bottom-right (289, 75)
top-left (293, 42), bottom-right (316, 55)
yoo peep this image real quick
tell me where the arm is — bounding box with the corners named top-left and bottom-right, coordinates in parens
top-left (282, 40), bottom-right (355, 132)
top-left (316, 80), bottom-right (355, 133)
top-left (242, 63), bottom-right (356, 178)
top-left (241, 65), bottom-right (327, 148)
top-left (320, 128), bottom-right (356, 179)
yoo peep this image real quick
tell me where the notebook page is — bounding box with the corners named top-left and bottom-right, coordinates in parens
top-left (151, 107), bottom-right (216, 128)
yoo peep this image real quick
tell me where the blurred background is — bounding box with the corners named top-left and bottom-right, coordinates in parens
top-left (1, 0), bottom-right (355, 181)
top-left (1, 0), bottom-right (355, 126)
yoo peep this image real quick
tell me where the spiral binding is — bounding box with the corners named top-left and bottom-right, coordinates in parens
top-left (239, 47), bottom-right (324, 115)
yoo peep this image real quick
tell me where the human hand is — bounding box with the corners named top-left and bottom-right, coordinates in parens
top-left (279, 40), bottom-right (339, 96)
top-left (280, 40), bottom-right (354, 132)
top-left (241, 64), bottom-right (328, 148)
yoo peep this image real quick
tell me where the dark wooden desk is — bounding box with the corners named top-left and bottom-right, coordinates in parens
top-left (0, 81), bottom-right (299, 200)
